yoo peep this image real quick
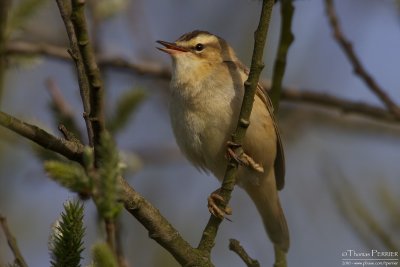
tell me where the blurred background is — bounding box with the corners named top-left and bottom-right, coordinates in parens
top-left (0, 0), bottom-right (399, 266)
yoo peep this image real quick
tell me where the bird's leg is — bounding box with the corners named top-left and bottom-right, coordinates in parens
top-left (226, 141), bottom-right (264, 173)
top-left (273, 246), bottom-right (287, 267)
top-left (207, 189), bottom-right (232, 221)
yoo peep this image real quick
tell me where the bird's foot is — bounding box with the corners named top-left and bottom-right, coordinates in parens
top-left (207, 189), bottom-right (232, 221)
top-left (226, 141), bottom-right (264, 173)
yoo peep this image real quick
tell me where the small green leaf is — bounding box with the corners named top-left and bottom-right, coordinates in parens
top-left (44, 160), bottom-right (90, 194)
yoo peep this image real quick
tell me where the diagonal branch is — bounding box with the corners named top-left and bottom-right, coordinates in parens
top-left (119, 176), bottom-right (212, 267)
top-left (0, 110), bottom-right (213, 266)
top-left (198, 0), bottom-right (275, 254)
top-left (229, 239), bottom-right (260, 267)
top-left (0, 111), bottom-right (84, 162)
top-left (325, 0), bottom-right (400, 119)
top-left (0, 215), bottom-right (28, 267)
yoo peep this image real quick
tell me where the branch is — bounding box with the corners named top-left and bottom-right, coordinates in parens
top-left (5, 40), bottom-right (171, 79)
top-left (280, 88), bottom-right (399, 123)
top-left (55, 0), bottom-right (94, 146)
top-left (269, 0), bottom-right (295, 110)
top-left (6, 41), bottom-right (396, 125)
top-left (0, 215), bottom-right (28, 267)
top-left (325, 0), bottom-right (400, 119)
top-left (119, 176), bottom-right (212, 267)
top-left (56, 0), bottom-right (115, 252)
top-left (0, 111), bottom-right (213, 266)
top-left (0, 111), bottom-right (84, 162)
top-left (69, 0), bottom-right (106, 152)
top-left (198, 0), bottom-right (275, 254)
top-left (229, 239), bottom-right (260, 267)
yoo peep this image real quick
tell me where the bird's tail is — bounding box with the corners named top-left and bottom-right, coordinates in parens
top-left (243, 170), bottom-right (290, 252)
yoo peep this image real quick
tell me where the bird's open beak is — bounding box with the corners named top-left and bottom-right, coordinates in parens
top-left (156, 40), bottom-right (189, 54)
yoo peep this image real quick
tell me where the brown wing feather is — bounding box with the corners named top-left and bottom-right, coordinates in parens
top-left (229, 60), bottom-right (286, 190)
top-left (255, 85), bottom-right (286, 190)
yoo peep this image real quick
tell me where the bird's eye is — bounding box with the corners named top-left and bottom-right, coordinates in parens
top-left (194, 43), bottom-right (204, 52)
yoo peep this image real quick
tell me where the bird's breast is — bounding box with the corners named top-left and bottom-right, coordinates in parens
top-left (169, 82), bottom-right (240, 175)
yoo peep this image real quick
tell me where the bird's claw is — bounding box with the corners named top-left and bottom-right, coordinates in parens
top-left (226, 141), bottom-right (264, 173)
top-left (207, 191), bottom-right (232, 221)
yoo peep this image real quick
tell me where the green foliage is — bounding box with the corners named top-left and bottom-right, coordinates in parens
top-left (8, 0), bottom-right (49, 34)
top-left (49, 200), bottom-right (85, 267)
top-left (93, 132), bottom-right (123, 220)
top-left (92, 242), bottom-right (118, 267)
top-left (44, 160), bottom-right (91, 194)
top-left (108, 89), bottom-right (146, 134)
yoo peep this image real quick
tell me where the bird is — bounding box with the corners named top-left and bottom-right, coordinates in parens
top-left (156, 30), bottom-right (289, 260)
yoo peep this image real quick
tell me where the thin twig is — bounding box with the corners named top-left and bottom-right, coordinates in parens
top-left (70, 0), bottom-right (106, 154)
top-left (280, 88), bottom-right (399, 123)
top-left (229, 239), bottom-right (260, 267)
top-left (5, 40), bottom-right (171, 78)
top-left (6, 41), bottom-right (397, 124)
top-left (0, 215), bottom-right (28, 267)
top-left (0, 111), bottom-right (84, 162)
top-left (55, 0), bottom-right (94, 146)
top-left (198, 0), bottom-right (275, 254)
top-left (325, 0), bottom-right (400, 119)
top-left (269, 0), bottom-right (295, 110)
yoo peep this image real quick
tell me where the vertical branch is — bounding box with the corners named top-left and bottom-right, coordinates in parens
top-left (0, 215), bottom-right (28, 267)
top-left (198, 0), bottom-right (275, 254)
top-left (56, 0), bottom-right (111, 255)
top-left (325, 0), bottom-right (400, 119)
top-left (55, 0), bottom-right (94, 146)
top-left (70, 0), bottom-right (105, 155)
top-left (269, 0), bottom-right (295, 111)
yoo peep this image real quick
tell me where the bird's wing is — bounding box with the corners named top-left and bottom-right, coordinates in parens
top-left (235, 61), bottom-right (285, 190)
top-left (255, 84), bottom-right (285, 190)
